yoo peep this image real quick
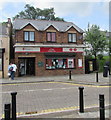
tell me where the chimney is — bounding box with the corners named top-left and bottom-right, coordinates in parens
top-left (7, 18), bottom-right (12, 35)
top-left (8, 18), bottom-right (11, 24)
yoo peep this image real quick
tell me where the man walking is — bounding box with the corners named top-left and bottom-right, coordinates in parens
top-left (8, 62), bottom-right (17, 80)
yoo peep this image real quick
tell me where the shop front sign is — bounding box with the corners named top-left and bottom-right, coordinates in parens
top-left (15, 47), bottom-right (84, 53)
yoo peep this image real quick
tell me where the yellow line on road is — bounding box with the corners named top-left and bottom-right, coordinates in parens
top-left (0, 81), bottom-right (110, 88)
top-left (2, 104), bottom-right (106, 118)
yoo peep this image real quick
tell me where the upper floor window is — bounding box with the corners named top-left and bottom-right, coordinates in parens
top-left (24, 31), bottom-right (34, 41)
top-left (47, 32), bottom-right (56, 42)
top-left (68, 33), bottom-right (76, 43)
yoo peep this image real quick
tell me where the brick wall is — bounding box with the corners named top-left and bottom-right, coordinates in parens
top-left (15, 24), bottom-right (83, 44)
top-left (15, 53), bottom-right (84, 77)
top-left (14, 23), bottom-right (84, 77)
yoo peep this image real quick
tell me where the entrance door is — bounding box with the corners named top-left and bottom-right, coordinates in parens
top-left (26, 58), bottom-right (35, 75)
top-left (19, 57), bottom-right (35, 76)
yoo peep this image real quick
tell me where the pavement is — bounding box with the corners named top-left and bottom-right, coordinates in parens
top-left (0, 72), bottom-right (110, 86)
top-left (1, 72), bottom-right (111, 119)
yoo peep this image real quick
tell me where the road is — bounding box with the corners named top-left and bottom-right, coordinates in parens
top-left (1, 82), bottom-right (110, 118)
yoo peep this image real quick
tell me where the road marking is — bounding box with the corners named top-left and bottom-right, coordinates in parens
top-left (2, 104), bottom-right (110, 118)
top-left (1, 81), bottom-right (110, 88)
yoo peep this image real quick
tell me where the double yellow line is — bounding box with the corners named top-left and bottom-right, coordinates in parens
top-left (1, 81), bottom-right (110, 88)
top-left (2, 104), bottom-right (100, 118)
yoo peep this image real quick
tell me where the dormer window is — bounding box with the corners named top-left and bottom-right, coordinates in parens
top-left (68, 33), bottom-right (76, 43)
top-left (24, 31), bottom-right (35, 41)
top-left (47, 32), bottom-right (56, 42)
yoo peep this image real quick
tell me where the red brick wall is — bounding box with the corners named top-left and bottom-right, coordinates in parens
top-left (14, 23), bottom-right (84, 77)
top-left (15, 53), bottom-right (84, 77)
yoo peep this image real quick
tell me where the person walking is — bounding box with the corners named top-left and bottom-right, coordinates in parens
top-left (8, 62), bottom-right (17, 80)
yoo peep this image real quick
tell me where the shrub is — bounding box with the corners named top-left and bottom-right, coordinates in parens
top-left (98, 54), bottom-right (104, 60)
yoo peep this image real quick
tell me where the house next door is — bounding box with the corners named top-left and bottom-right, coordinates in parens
top-left (19, 57), bottom-right (35, 76)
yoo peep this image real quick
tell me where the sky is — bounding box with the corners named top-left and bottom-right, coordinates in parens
top-left (0, 0), bottom-right (110, 31)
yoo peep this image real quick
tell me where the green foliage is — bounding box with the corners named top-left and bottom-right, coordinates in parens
top-left (13, 4), bottom-right (64, 21)
top-left (84, 24), bottom-right (107, 59)
top-left (85, 55), bottom-right (94, 59)
top-left (109, 37), bottom-right (111, 56)
top-left (2, 22), bottom-right (7, 25)
top-left (98, 59), bottom-right (105, 72)
top-left (98, 56), bottom-right (109, 72)
top-left (97, 54), bottom-right (104, 60)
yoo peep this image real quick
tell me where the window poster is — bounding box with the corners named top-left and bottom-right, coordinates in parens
top-left (78, 59), bottom-right (82, 68)
top-left (68, 59), bottom-right (74, 68)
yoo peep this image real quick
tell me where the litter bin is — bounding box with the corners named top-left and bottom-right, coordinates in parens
top-left (103, 66), bottom-right (108, 77)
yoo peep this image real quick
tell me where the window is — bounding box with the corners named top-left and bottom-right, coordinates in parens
top-left (68, 59), bottom-right (74, 68)
top-left (46, 58), bottom-right (75, 69)
top-left (68, 33), bottom-right (76, 42)
top-left (78, 59), bottom-right (83, 68)
top-left (47, 32), bottom-right (56, 42)
top-left (24, 31), bottom-right (34, 41)
top-left (0, 58), bottom-right (2, 70)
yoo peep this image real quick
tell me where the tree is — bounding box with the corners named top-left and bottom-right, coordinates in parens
top-left (13, 4), bottom-right (64, 21)
top-left (84, 24), bottom-right (107, 59)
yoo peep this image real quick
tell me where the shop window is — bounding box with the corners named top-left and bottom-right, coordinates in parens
top-left (68, 33), bottom-right (76, 43)
top-left (46, 58), bottom-right (75, 69)
top-left (47, 32), bottom-right (56, 42)
top-left (67, 59), bottom-right (74, 68)
top-left (0, 58), bottom-right (2, 70)
top-left (24, 31), bottom-right (35, 41)
top-left (78, 59), bottom-right (83, 68)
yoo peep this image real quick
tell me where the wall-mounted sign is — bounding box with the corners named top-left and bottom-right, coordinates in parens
top-left (15, 46), bottom-right (84, 53)
top-left (38, 62), bottom-right (44, 67)
top-left (40, 47), bottom-right (62, 53)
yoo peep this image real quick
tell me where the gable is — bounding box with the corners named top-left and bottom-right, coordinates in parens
top-left (45, 25), bottom-right (59, 32)
top-left (20, 23), bottom-right (38, 31)
top-left (67, 26), bottom-right (78, 33)
top-left (22, 24), bottom-right (36, 31)
top-left (45, 25), bottom-right (58, 32)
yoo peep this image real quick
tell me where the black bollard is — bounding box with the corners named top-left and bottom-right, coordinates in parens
top-left (11, 92), bottom-right (17, 120)
top-left (99, 94), bottom-right (105, 120)
top-left (69, 70), bottom-right (71, 80)
top-left (109, 68), bottom-right (110, 75)
top-left (79, 87), bottom-right (84, 113)
top-left (96, 71), bottom-right (98, 82)
top-left (4, 103), bottom-right (11, 120)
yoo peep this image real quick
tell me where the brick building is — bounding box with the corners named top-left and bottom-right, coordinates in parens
top-left (0, 18), bottom-right (12, 78)
top-left (13, 19), bottom-right (85, 76)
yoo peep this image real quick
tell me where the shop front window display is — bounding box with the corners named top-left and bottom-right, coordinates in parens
top-left (46, 58), bottom-right (75, 69)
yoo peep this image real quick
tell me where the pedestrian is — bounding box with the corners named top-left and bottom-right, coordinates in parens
top-left (8, 62), bottom-right (17, 80)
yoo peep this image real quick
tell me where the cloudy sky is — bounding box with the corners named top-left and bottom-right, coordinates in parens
top-left (0, 0), bottom-right (109, 31)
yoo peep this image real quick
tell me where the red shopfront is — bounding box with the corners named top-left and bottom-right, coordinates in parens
top-left (15, 46), bottom-right (84, 76)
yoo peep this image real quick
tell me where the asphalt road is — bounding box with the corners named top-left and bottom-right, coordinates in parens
top-left (1, 82), bottom-right (110, 118)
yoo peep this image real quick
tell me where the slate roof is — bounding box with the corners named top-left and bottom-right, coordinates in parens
top-left (13, 19), bottom-right (84, 33)
top-left (0, 23), bottom-right (7, 35)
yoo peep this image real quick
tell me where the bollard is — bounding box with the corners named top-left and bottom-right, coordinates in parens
top-left (69, 70), bottom-right (71, 80)
top-left (99, 94), bottom-right (105, 120)
top-left (109, 68), bottom-right (110, 75)
top-left (79, 87), bottom-right (84, 113)
top-left (11, 92), bottom-right (17, 120)
top-left (4, 103), bottom-right (11, 120)
top-left (96, 71), bottom-right (98, 82)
